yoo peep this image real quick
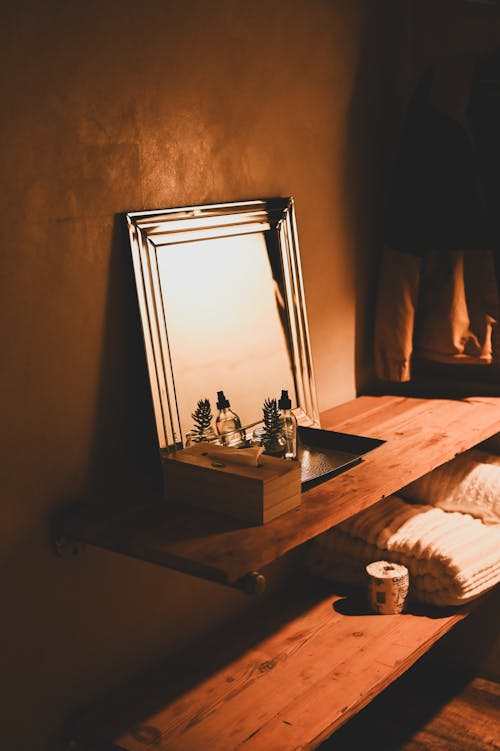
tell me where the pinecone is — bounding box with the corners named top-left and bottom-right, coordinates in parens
top-left (191, 398), bottom-right (213, 439)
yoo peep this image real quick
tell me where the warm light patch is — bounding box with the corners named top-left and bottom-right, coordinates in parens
top-left (156, 232), bottom-right (295, 437)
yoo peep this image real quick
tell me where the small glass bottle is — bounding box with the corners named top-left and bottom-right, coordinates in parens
top-left (215, 391), bottom-right (245, 447)
top-left (278, 389), bottom-right (297, 460)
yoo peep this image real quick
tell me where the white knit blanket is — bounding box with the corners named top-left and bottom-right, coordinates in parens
top-left (308, 495), bottom-right (500, 607)
top-left (401, 449), bottom-right (500, 525)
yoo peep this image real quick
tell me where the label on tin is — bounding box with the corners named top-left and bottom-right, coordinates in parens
top-left (366, 560), bottom-right (409, 615)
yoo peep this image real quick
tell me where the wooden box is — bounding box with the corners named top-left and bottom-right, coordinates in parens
top-left (163, 443), bottom-right (301, 524)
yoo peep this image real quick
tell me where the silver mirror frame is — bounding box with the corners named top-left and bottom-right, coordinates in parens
top-left (127, 197), bottom-right (320, 454)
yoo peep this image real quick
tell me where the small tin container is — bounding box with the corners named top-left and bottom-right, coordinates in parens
top-left (366, 560), bottom-right (410, 614)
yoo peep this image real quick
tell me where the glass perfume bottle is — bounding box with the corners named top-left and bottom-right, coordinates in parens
top-left (278, 389), bottom-right (297, 460)
top-left (215, 391), bottom-right (245, 447)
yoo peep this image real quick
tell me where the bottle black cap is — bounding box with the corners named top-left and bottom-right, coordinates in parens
top-left (216, 390), bottom-right (230, 409)
top-left (278, 389), bottom-right (292, 410)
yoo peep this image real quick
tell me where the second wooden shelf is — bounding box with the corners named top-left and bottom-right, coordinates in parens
top-left (67, 576), bottom-right (492, 751)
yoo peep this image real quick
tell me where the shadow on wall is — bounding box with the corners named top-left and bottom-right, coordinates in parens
top-left (352, 0), bottom-right (500, 397)
top-left (86, 214), bottom-right (163, 502)
top-left (342, 0), bottom-right (403, 395)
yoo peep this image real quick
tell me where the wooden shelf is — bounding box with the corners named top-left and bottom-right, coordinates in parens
top-left (63, 393), bottom-right (500, 751)
top-left (57, 394), bottom-right (500, 587)
top-left (68, 576), bottom-right (490, 751)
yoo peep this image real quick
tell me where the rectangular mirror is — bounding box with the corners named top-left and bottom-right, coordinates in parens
top-left (127, 197), bottom-right (320, 454)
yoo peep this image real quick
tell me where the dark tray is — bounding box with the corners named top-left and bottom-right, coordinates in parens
top-left (298, 426), bottom-right (385, 490)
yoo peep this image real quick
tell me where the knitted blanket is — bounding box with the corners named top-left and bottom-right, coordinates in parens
top-left (308, 495), bottom-right (500, 607)
top-left (401, 449), bottom-right (500, 525)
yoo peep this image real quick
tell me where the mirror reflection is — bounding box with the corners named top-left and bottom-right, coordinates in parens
top-left (156, 232), bottom-right (295, 435)
top-left (127, 198), bottom-right (319, 452)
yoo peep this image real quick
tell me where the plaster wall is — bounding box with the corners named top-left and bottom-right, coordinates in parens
top-left (0, 2), bottom-right (400, 748)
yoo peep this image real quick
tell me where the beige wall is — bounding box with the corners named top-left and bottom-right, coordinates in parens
top-left (0, 2), bottom-right (401, 749)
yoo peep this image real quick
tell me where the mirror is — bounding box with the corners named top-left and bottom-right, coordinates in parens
top-left (127, 197), bottom-right (319, 453)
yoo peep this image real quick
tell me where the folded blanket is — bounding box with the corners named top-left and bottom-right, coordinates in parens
top-left (308, 495), bottom-right (500, 607)
top-left (400, 449), bottom-right (500, 525)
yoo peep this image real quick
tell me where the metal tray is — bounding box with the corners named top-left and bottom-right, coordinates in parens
top-left (298, 426), bottom-right (385, 490)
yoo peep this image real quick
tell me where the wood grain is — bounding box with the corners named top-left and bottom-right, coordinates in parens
top-left (69, 578), bottom-right (479, 751)
top-left (163, 444), bottom-right (301, 524)
top-left (319, 656), bottom-right (500, 751)
top-left (403, 679), bottom-right (500, 751)
top-left (58, 395), bottom-right (500, 585)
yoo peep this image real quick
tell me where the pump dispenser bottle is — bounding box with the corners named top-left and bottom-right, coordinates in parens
top-left (215, 391), bottom-right (245, 447)
top-left (278, 389), bottom-right (297, 460)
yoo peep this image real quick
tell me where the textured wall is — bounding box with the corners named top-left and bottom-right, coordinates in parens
top-left (0, 2), bottom-right (400, 749)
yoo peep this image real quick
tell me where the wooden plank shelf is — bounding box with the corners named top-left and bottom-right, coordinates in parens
top-left (57, 395), bottom-right (500, 588)
top-left (67, 576), bottom-right (490, 751)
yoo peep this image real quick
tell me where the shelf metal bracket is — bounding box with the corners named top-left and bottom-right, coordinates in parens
top-left (234, 570), bottom-right (267, 596)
